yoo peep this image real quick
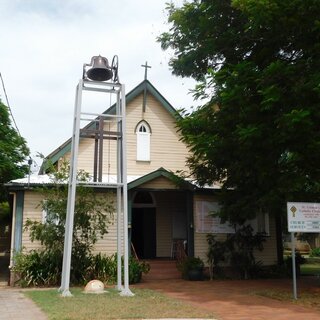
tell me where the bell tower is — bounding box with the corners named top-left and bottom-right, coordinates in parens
top-left (59, 55), bottom-right (133, 297)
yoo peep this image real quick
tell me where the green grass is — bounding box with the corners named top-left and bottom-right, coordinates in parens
top-left (24, 287), bottom-right (215, 320)
top-left (254, 259), bottom-right (320, 311)
top-left (301, 263), bottom-right (320, 276)
top-left (254, 290), bottom-right (320, 311)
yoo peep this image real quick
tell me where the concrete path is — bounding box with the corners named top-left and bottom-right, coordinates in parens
top-left (0, 287), bottom-right (47, 320)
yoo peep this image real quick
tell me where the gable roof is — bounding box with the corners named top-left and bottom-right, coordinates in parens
top-left (40, 79), bottom-right (180, 174)
top-left (128, 167), bottom-right (195, 191)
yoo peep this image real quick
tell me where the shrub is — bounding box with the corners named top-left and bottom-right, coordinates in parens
top-left (310, 247), bottom-right (320, 257)
top-left (128, 257), bottom-right (150, 284)
top-left (13, 250), bottom-right (62, 286)
top-left (88, 253), bottom-right (117, 283)
top-left (284, 252), bottom-right (306, 266)
top-left (225, 225), bottom-right (266, 279)
top-left (206, 225), bottom-right (266, 280)
top-left (87, 253), bottom-right (150, 284)
top-left (206, 234), bottom-right (225, 280)
top-left (14, 251), bottom-right (150, 287)
top-left (177, 256), bottom-right (204, 280)
top-left (284, 252), bottom-right (306, 277)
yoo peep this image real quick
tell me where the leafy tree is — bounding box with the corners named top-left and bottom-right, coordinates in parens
top-left (0, 100), bottom-right (29, 202)
top-left (23, 162), bottom-right (115, 284)
top-left (159, 0), bottom-right (320, 263)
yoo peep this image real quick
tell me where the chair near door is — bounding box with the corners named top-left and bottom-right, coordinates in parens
top-left (171, 239), bottom-right (187, 260)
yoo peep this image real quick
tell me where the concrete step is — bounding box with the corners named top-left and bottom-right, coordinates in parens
top-left (0, 280), bottom-right (9, 287)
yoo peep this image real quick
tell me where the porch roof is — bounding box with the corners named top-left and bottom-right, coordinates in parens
top-left (127, 167), bottom-right (196, 190)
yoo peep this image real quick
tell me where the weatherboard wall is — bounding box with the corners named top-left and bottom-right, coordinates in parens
top-left (20, 191), bottom-right (121, 256)
top-left (193, 193), bottom-right (278, 266)
top-left (60, 93), bottom-right (189, 177)
top-left (139, 176), bottom-right (179, 190)
top-left (21, 192), bottom-right (44, 251)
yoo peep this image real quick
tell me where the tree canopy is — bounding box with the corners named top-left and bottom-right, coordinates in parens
top-left (0, 100), bottom-right (29, 202)
top-left (159, 0), bottom-right (320, 224)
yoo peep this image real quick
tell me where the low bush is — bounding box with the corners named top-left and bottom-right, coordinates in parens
top-left (206, 225), bottom-right (266, 280)
top-left (310, 247), bottom-right (320, 257)
top-left (284, 252), bottom-right (306, 277)
top-left (13, 250), bottom-right (62, 287)
top-left (88, 253), bottom-right (150, 284)
top-left (88, 253), bottom-right (117, 283)
top-left (13, 251), bottom-right (150, 287)
top-left (177, 256), bottom-right (204, 280)
top-left (128, 257), bottom-right (150, 283)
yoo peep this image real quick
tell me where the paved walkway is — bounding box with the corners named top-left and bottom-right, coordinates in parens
top-left (1, 277), bottom-right (320, 319)
top-left (136, 276), bottom-right (320, 320)
top-left (0, 287), bottom-right (47, 320)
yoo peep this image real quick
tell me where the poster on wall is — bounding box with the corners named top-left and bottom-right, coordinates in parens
top-left (195, 201), bottom-right (235, 233)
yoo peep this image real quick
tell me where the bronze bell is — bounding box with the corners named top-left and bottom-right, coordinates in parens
top-left (86, 55), bottom-right (113, 81)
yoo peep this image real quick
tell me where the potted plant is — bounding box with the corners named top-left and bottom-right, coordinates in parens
top-left (285, 252), bottom-right (306, 277)
top-left (178, 256), bottom-right (204, 281)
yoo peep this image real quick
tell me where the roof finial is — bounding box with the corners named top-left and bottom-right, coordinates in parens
top-left (141, 61), bottom-right (151, 80)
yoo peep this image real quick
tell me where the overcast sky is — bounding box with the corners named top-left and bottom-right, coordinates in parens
top-left (0, 0), bottom-right (197, 170)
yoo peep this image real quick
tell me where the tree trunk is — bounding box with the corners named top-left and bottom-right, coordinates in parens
top-left (275, 214), bottom-right (284, 265)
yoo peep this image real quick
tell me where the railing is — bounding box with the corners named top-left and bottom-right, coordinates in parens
top-left (171, 239), bottom-right (188, 263)
top-left (131, 242), bottom-right (139, 261)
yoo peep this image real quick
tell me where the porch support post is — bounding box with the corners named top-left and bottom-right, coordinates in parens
top-left (9, 191), bottom-right (24, 286)
top-left (128, 191), bottom-right (133, 257)
top-left (186, 191), bottom-right (194, 256)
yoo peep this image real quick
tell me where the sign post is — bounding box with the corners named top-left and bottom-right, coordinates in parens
top-left (287, 202), bottom-right (320, 300)
top-left (290, 231), bottom-right (297, 300)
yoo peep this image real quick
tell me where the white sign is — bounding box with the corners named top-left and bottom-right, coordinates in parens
top-left (287, 202), bottom-right (320, 232)
top-left (195, 201), bottom-right (235, 234)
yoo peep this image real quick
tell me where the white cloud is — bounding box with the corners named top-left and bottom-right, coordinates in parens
top-left (0, 0), bottom-right (197, 160)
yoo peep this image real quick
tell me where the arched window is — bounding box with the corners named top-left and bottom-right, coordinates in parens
top-left (136, 121), bottom-right (151, 161)
top-left (133, 191), bottom-right (155, 207)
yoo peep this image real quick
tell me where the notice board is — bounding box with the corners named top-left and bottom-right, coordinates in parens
top-left (287, 202), bottom-right (320, 232)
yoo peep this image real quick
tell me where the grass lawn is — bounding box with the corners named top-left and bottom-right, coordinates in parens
top-left (253, 290), bottom-right (320, 311)
top-left (255, 258), bottom-right (320, 311)
top-left (301, 263), bottom-right (320, 276)
top-left (24, 287), bottom-right (215, 320)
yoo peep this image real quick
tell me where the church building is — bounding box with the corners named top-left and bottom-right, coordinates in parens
top-left (6, 76), bottom-right (278, 283)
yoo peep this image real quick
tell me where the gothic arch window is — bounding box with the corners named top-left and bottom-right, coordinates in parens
top-left (135, 121), bottom-right (151, 161)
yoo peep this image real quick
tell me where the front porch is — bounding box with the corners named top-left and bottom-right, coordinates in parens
top-left (129, 189), bottom-right (193, 260)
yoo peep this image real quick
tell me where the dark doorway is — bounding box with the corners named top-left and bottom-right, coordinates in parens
top-left (0, 195), bottom-right (13, 285)
top-left (131, 208), bottom-right (156, 259)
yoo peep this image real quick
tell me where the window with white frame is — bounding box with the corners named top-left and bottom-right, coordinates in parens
top-left (248, 211), bottom-right (270, 235)
top-left (136, 121), bottom-right (151, 161)
top-left (194, 201), bottom-right (270, 235)
top-left (42, 202), bottom-right (59, 225)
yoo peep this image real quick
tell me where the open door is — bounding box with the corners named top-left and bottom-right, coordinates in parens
top-left (131, 207), bottom-right (156, 259)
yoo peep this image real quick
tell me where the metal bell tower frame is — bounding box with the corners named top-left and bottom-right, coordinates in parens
top-left (59, 55), bottom-right (133, 297)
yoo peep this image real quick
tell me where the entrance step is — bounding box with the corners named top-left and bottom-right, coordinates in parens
top-left (0, 281), bottom-right (8, 287)
top-left (142, 259), bottom-right (181, 281)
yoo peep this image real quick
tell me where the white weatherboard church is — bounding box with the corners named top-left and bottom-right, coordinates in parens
top-left (6, 75), bottom-right (278, 283)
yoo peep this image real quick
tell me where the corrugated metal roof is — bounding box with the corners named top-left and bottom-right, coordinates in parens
top-left (7, 174), bottom-right (142, 186)
top-left (7, 176), bottom-right (222, 191)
